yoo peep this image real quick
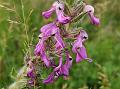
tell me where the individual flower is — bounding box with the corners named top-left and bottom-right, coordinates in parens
top-left (42, 1), bottom-right (71, 24)
top-left (55, 2), bottom-right (71, 24)
top-left (34, 39), bottom-right (50, 67)
top-left (84, 5), bottom-right (100, 25)
top-left (43, 51), bottom-right (73, 84)
top-left (60, 50), bottom-right (73, 79)
top-left (72, 30), bottom-right (92, 63)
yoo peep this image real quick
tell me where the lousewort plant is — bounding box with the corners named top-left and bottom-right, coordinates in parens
top-left (9, 0), bottom-right (100, 88)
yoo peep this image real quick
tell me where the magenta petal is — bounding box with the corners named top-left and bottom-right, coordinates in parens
top-left (42, 8), bottom-right (54, 19)
top-left (76, 46), bottom-right (87, 62)
top-left (40, 23), bottom-right (53, 33)
top-left (76, 53), bottom-right (83, 63)
top-left (72, 37), bottom-right (82, 53)
top-left (55, 51), bottom-right (73, 78)
top-left (54, 31), bottom-right (65, 50)
top-left (62, 52), bottom-right (73, 76)
top-left (80, 46), bottom-right (87, 59)
top-left (42, 2), bottom-right (57, 19)
top-left (89, 13), bottom-right (100, 25)
top-left (43, 72), bottom-right (55, 84)
top-left (34, 40), bottom-right (44, 56)
top-left (91, 16), bottom-right (100, 25)
top-left (65, 51), bottom-right (73, 69)
top-left (41, 52), bottom-right (50, 67)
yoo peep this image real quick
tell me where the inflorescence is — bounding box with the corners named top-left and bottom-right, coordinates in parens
top-left (26, 0), bottom-right (100, 86)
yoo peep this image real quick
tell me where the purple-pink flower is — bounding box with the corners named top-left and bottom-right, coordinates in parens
top-left (42, 1), bottom-right (70, 24)
top-left (34, 39), bottom-right (50, 67)
top-left (72, 30), bottom-right (92, 63)
top-left (55, 2), bottom-right (71, 24)
top-left (84, 5), bottom-right (100, 25)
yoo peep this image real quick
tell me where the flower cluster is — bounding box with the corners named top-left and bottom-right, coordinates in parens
top-left (27, 0), bottom-right (100, 85)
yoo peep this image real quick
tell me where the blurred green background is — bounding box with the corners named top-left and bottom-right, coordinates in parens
top-left (0, 0), bottom-right (120, 89)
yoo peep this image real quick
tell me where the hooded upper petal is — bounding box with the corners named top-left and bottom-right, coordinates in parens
top-left (55, 2), bottom-right (71, 24)
top-left (80, 30), bottom-right (88, 42)
top-left (40, 22), bottom-right (59, 40)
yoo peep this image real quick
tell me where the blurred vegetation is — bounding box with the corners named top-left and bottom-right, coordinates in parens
top-left (0, 0), bottom-right (120, 89)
